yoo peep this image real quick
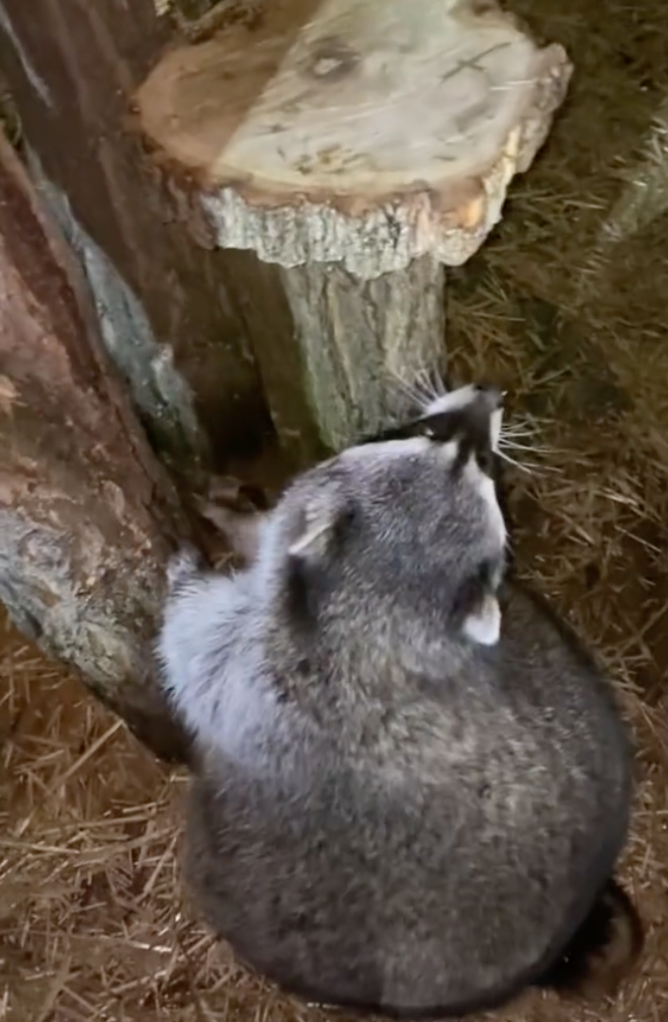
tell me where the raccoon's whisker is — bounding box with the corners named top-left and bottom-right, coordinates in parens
top-left (387, 364), bottom-right (433, 403)
top-left (414, 365), bottom-right (435, 390)
top-left (396, 381), bottom-right (422, 406)
top-left (431, 372), bottom-right (447, 397)
top-left (387, 370), bottom-right (426, 411)
top-left (412, 372), bottom-right (440, 405)
top-left (498, 451), bottom-right (562, 478)
top-left (500, 440), bottom-right (553, 454)
top-left (501, 443), bottom-right (561, 461)
top-left (499, 420), bottom-right (553, 453)
top-left (413, 366), bottom-right (447, 407)
top-left (500, 426), bottom-right (535, 438)
top-left (497, 450), bottom-right (534, 475)
top-left (499, 434), bottom-right (536, 446)
top-left (388, 365), bottom-right (451, 415)
top-left (500, 436), bottom-right (536, 447)
top-left (500, 422), bottom-right (537, 438)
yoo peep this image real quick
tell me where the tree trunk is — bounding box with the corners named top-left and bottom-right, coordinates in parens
top-left (0, 130), bottom-right (191, 764)
top-left (0, 0), bottom-right (271, 468)
top-left (275, 259), bottom-right (445, 450)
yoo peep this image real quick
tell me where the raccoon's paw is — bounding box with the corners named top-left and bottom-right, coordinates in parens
top-left (166, 544), bottom-right (205, 593)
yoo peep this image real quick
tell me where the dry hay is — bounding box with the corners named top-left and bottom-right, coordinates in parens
top-left (4, 0), bottom-right (668, 1018)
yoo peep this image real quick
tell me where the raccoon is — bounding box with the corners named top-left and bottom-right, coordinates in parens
top-left (157, 384), bottom-right (640, 1018)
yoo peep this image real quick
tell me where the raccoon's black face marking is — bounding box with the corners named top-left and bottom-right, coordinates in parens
top-left (358, 384), bottom-right (503, 478)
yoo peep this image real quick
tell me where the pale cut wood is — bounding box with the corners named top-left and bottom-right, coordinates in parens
top-left (137, 0), bottom-right (572, 274)
top-left (136, 0), bottom-right (572, 451)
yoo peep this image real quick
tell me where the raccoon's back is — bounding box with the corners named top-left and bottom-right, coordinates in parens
top-left (183, 580), bottom-right (632, 1016)
top-left (498, 578), bottom-right (631, 821)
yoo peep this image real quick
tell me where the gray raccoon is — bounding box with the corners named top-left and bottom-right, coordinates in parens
top-left (157, 384), bottom-right (638, 1018)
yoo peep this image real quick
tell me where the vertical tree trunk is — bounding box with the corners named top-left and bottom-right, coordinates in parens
top-left (0, 0), bottom-right (271, 468)
top-left (0, 130), bottom-right (191, 764)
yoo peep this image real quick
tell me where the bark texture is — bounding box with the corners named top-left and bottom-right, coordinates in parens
top-left (0, 0), bottom-right (269, 467)
top-left (278, 258), bottom-right (445, 451)
top-left (0, 132), bottom-right (191, 764)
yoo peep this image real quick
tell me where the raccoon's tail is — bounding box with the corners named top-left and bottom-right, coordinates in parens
top-left (535, 878), bottom-right (644, 1000)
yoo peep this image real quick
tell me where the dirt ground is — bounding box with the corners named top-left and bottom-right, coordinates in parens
top-left (4, 0), bottom-right (668, 1019)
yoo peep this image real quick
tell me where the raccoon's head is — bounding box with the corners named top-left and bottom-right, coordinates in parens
top-left (258, 384), bottom-right (507, 650)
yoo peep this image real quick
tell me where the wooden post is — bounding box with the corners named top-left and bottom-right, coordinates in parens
top-left (136, 0), bottom-right (572, 451)
top-left (0, 132), bottom-right (191, 764)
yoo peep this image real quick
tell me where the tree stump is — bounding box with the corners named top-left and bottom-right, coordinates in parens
top-left (0, 131), bottom-right (191, 764)
top-left (136, 0), bottom-right (572, 451)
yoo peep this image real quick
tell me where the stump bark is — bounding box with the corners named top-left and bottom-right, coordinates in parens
top-left (0, 132), bottom-right (191, 764)
top-left (136, 0), bottom-right (572, 450)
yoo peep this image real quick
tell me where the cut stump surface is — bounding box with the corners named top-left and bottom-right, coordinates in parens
top-left (136, 0), bottom-right (572, 453)
top-left (137, 0), bottom-right (572, 274)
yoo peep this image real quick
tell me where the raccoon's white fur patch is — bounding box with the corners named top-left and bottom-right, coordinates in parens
top-left (344, 435), bottom-right (433, 463)
top-left (462, 594), bottom-right (502, 646)
top-left (421, 384), bottom-right (481, 418)
top-left (490, 408), bottom-right (503, 453)
top-left (422, 385), bottom-right (504, 455)
top-left (475, 470), bottom-right (507, 550)
top-left (156, 570), bottom-right (285, 769)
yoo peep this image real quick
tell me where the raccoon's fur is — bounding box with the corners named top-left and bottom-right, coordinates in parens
top-left (157, 384), bottom-right (640, 1017)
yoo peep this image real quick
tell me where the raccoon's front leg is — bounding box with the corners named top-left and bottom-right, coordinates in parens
top-left (166, 543), bottom-right (207, 594)
top-left (195, 501), bottom-right (270, 566)
top-left (158, 546), bottom-right (255, 747)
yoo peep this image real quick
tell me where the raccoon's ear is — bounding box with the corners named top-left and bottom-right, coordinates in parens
top-left (461, 593), bottom-right (501, 646)
top-left (288, 492), bottom-right (353, 562)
